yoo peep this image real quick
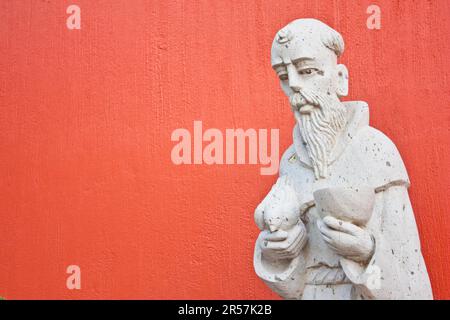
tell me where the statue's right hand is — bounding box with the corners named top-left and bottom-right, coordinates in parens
top-left (258, 222), bottom-right (307, 261)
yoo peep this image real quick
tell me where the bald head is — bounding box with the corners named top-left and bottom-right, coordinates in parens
top-left (270, 18), bottom-right (348, 102)
top-left (271, 19), bottom-right (344, 67)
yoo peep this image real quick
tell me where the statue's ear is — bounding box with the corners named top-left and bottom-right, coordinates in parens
top-left (336, 64), bottom-right (349, 97)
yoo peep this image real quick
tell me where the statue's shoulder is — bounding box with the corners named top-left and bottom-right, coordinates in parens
top-left (279, 143), bottom-right (316, 186)
top-left (352, 125), bottom-right (411, 190)
top-left (279, 144), bottom-right (296, 176)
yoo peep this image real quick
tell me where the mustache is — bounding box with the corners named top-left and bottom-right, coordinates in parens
top-left (289, 89), bottom-right (323, 112)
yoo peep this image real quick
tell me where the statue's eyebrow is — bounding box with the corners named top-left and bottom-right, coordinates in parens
top-left (272, 63), bottom-right (285, 70)
top-left (291, 57), bottom-right (315, 64)
top-left (272, 57), bottom-right (315, 70)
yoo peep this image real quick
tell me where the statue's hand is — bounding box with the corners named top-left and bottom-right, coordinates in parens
top-left (317, 216), bottom-right (375, 263)
top-left (259, 221), bottom-right (307, 261)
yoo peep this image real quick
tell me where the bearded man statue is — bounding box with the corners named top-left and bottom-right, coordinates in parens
top-left (253, 19), bottom-right (433, 300)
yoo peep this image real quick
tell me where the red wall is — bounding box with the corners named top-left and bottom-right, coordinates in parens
top-left (0, 0), bottom-right (449, 299)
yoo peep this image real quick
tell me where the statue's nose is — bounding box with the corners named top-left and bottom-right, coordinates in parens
top-left (287, 64), bottom-right (302, 92)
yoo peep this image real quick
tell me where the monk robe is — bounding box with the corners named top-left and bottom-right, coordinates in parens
top-left (254, 101), bottom-right (433, 300)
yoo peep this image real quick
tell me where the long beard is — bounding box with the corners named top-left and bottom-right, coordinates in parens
top-left (290, 89), bottom-right (347, 179)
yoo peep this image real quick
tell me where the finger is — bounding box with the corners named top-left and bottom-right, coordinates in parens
top-left (324, 236), bottom-right (362, 259)
top-left (262, 250), bottom-right (281, 261)
top-left (324, 241), bottom-right (341, 252)
top-left (342, 254), bottom-right (361, 260)
top-left (264, 230), bottom-right (288, 241)
top-left (296, 227), bottom-right (308, 249)
top-left (279, 242), bottom-right (303, 259)
top-left (322, 239), bottom-right (349, 256)
top-left (317, 219), bottom-right (343, 240)
top-left (266, 229), bottom-right (302, 252)
top-left (322, 216), bottom-right (361, 236)
top-left (278, 251), bottom-right (300, 260)
top-left (288, 223), bottom-right (309, 249)
top-left (316, 222), bottom-right (333, 243)
top-left (320, 232), bottom-right (334, 243)
top-left (265, 239), bottom-right (290, 251)
top-left (318, 221), bottom-right (356, 249)
top-left (284, 230), bottom-right (303, 253)
top-left (276, 231), bottom-right (307, 259)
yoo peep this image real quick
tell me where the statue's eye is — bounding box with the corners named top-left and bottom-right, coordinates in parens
top-left (279, 73), bottom-right (288, 81)
top-left (299, 68), bottom-right (318, 75)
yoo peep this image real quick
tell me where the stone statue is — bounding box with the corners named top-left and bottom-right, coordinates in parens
top-left (253, 18), bottom-right (433, 300)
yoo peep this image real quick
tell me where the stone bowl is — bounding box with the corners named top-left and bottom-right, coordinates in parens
top-left (313, 186), bottom-right (375, 226)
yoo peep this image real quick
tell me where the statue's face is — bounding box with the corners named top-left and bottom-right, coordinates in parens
top-left (271, 28), bottom-right (344, 115)
top-left (271, 23), bottom-right (349, 179)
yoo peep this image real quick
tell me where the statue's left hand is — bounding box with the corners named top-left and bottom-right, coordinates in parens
top-left (317, 216), bottom-right (375, 263)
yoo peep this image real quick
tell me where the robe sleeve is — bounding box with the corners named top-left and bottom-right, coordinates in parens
top-left (346, 185), bottom-right (433, 299)
top-left (253, 232), bottom-right (307, 299)
top-left (339, 126), bottom-right (433, 299)
top-left (253, 168), bottom-right (308, 300)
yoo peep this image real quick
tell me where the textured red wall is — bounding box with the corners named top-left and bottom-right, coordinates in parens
top-left (0, 0), bottom-right (449, 299)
